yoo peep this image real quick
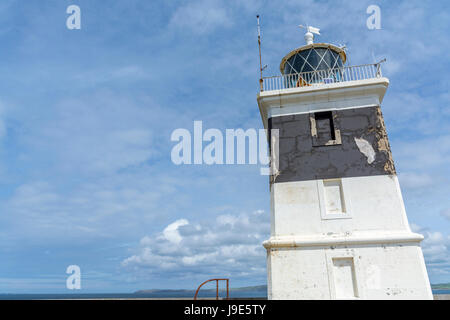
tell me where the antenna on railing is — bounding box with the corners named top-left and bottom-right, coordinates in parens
top-left (257, 15), bottom-right (267, 91)
top-left (374, 58), bottom-right (386, 77)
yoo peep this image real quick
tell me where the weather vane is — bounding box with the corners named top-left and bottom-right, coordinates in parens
top-left (298, 24), bottom-right (321, 45)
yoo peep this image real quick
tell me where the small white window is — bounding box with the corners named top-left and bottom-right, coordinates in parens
top-left (318, 178), bottom-right (352, 220)
top-left (323, 179), bottom-right (346, 214)
top-left (332, 258), bottom-right (359, 299)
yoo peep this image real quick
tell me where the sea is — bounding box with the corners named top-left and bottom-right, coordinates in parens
top-left (0, 290), bottom-right (448, 300)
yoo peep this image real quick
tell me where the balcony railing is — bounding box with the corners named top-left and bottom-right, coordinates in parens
top-left (261, 63), bottom-right (384, 92)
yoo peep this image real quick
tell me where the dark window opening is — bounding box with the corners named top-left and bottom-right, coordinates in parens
top-left (310, 110), bottom-right (341, 147)
top-left (314, 111), bottom-right (336, 141)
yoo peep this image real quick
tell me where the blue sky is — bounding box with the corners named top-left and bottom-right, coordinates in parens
top-left (0, 0), bottom-right (449, 293)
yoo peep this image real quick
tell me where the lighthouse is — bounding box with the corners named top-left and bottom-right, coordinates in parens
top-left (257, 26), bottom-right (433, 300)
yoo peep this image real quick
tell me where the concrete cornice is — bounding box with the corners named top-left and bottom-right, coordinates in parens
top-left (263, 231), bottom-right (424, 249)
top-left (257, 78), bottom-right (389, 129)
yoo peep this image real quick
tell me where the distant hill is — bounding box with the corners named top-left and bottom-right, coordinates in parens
top-left (431, 283), bottom-right (450, 290)
top-left (135, 283), bottom-right (449, 296)
top-left (226, 285), bottom-right (267, 292)
top-left (135, 285), bottom-right (267, 298)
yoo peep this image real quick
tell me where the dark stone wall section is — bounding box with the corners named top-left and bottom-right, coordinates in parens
top-left (268, 106), bottom-right (396, 183)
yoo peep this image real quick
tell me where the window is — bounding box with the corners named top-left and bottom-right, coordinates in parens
top-left (317, 179), bottom-right (352, 220)
top-left (323, 179), bottom-right (346, 215)
top-left (310, 111), bottom-right (341, 146)
top-left (332, 258), bottom-right (359, 299)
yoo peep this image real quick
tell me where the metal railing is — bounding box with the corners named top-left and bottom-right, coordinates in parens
top-left (194, 278), bottom-right (229, 300)
top-left (261, 62), bottom-right (384, 92)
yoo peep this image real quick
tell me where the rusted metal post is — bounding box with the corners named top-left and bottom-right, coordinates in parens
top-left (226, 279), bottom-right (229, 300)
top-left (216, 280), bottom-right (219, 300)
top-left (193, 278), bottom-right (230, 300)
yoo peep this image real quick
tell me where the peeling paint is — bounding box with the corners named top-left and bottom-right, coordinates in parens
top-left (269, 106), bottom-right (398, 183)
top-left (375, 106), bottom-right (396, 174)
top-left (354, 137), bottom-right (376, 164)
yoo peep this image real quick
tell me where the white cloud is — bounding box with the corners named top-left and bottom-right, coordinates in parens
top-left (412, 224), bottom-right (450, 280)
top-left (169, 0), bottom-right (232, 35)
top-left (0, 167), bottom-right (191, 245)
top-left (217, 214), bottom-right (239, 226)
top-left (72, 65), bottom-right (152, 86)
top-left (398, 172), bottom-right (434, 189)
top-left (121, 210), bottom-right (269, 281)
top-left (393, 135), bottom-right (450, 172)
top-left (16, 90), bottom-right (175, 175)
top-left (162, 219), bottom-right (189, 244)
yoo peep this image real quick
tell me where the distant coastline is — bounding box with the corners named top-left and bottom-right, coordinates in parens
top-left (136, 283), bottom-right (450, 295)
top-left (0, 284), bottom-right (448, 300)
top-left (431, 283), bottom-right (450, 290)
top-left (134, 285), bottom-right (267, 298)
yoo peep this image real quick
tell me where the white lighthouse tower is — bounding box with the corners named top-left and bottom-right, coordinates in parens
top-left (257, 26), bottom-right (433, 300)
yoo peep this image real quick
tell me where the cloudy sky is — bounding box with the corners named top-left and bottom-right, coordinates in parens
top-left (0, 0), bottom-right (449, 293)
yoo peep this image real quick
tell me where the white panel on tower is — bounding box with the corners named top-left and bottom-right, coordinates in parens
top-left (323, 179), bottom-right (346, 214)
top-left (332, 258), bottom-right (358, 299)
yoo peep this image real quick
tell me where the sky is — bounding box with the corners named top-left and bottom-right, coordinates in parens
top-left (0, 0), bottom-right (449, 294)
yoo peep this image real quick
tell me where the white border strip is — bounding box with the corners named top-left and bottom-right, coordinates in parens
top-left (263, 232), bottom-right (424, 249)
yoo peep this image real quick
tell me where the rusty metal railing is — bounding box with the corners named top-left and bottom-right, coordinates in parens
top-left (193, 278), bottom-right (229, 300)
